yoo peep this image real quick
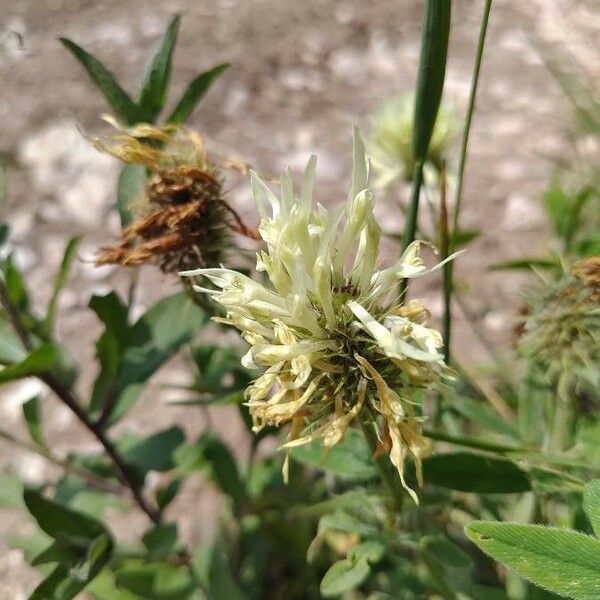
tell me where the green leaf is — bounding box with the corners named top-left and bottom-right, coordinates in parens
top-left (0, 344), bottom-right (58, 384)
top-left (489, 258), bottom-right (557, 271)
top-left (349, 540), bottom-right (385, 564)
top-left (115, 563), bottom-right (195, 600)
top-left (320, 558), bottom-right (371, 598)
top-left (411, 0), bottom-right (451, 162)
top-left (22, 396), bottom-right (45, 448)
top-left (445, 396), bottom-right (520, 440)
top-left (0, 317), bottom-right (26, 364)
top-left (117, 164), bottom-right (147, 227)
top-left (44, 236), bottom-right (80, 336)
top-left (451, 228), bottom-right (481, 248)
top-left (104, 292), bottom-right (207, 424)
top-left (119, 426), bottom-right (185, 482)
top-left (4, 253), bottom-right (29, 310)
top-left (422, 452), bottom-right (531, 493)
top-left (466, 521), bottom-right (600, 600)
top-left (60, 38), bottom-right (141, 125)
top-left (29, 565), bottom-right (87, 600)
top-left (23, 488), bottom-right (106, 546)
top-left (192, 546), bottom-right (246, 600)
top-left (142, 523), bottom-right (178, 561)
top-left (201, 434), bottom-right (245, 505)
top-left (138, 14), bottom-right (181, 121)
top-left (91, 292), bottom-right (207, 425)
top-left (584, 480), bottom-right (600, 537)
top-left (167, 63), bottom-right (229, 124)
top-left (291, 429), bottom-right (378, 481)
top-left (420, 535), bottom-right (473, 568)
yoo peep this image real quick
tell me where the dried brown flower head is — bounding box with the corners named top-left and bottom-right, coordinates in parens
top-left (92, 116), bottom-right (257, 274)
top-left (571, 256), bottom-right (600, 300)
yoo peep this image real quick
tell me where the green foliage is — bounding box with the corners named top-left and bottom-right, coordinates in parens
top-left (89, 291), bottom-right (207, 425)
top-left (61, 14), bottom-right (228, 127)
top-left (467, 522), bottom-right (600, 599)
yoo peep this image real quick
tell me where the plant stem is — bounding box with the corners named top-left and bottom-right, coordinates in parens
top-left (0, 427), bottom-right (122, 495)
top-left (0, 282), bottom-right (161, 524)
top-left (400, 162), bottom-right (425, 298)
top-left (444, 0), bottom-right (493, 352)
top-left (359, 410), bottom-right (404, 511)
top-left (451, 0), bottom-right (493, 239)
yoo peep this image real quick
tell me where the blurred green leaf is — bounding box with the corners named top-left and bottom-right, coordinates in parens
top-left (189, 433), bottom-right (245, 505)
top-left (291, 429), bottom-right (378, 481)
top-left (138, 14), bottom-right (181, 121)
top-left (422, 452), bottom-right (531, 493)
top-left (29, 564), bottom-right (88, 600)
top-left (445, 395), bottom-right (520, 440)
top-left (193, 546), bottom-right (246, 600)
top-left (489, 258), bottom-right (557, 271)
top-left (115, 563), bottom-right (195, 600)
top-left (167, 63), bottom-right (229, 124)
top-left (117, 164), bottom-right (147, 227)
top-left (584, 480), bottom-right (600, 537)
top-left (466, 521), bottom-right (600, 600)
top-left (23, 488), bottom-right (107, 546)
top-left (4, 253), bottom-right (29, 310)
top-left (60, 38), bottom-right (141, 124)
top-left (451, 228), bottom-right (481, 248)
top-left (0, 317), bottom-right (26, 364)
top-left (119, 426), bottom-right (186, 483)
top-left (420, 535), bottom-right (472, 568)
top-left (349, 540), bottom-right (385, 564)
top-left (44, 236), bottom-right (80, 336)
top-left (90, 292), bottom-right (206, 425)
top-left (320, 557), bottom-right (370, 598)
top-left (143, 523), bottom-right (178, 561)
top-left (0, 344), bottom-right (58, 384)
top-left (22, 396), bottom-right (45, 449)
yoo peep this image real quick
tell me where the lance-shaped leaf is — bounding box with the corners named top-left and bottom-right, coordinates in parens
top-left (167, 63), bottom-right (230, 124)
top-left (44, 236), bottom-right (81, 336)
top-left (138, 14), bottom-right (181, 121)
top-left (0, 344), bottom-right (58, 385)
top-left (60, 38), bottom-right (141, 124)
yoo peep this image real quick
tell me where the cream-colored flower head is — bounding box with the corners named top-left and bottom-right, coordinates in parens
top-left (182, 130), bottom-right (460, 502)
top-left (369, 95), bottom-right (455, 187)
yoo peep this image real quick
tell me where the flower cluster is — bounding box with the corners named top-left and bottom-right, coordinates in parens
top-left (520, 257), bottom-right (600, 407)
top-left (93, 116), bottom-right (256, 274)
top-left (183, 131), bottom-right (458, 501)
top-left (369, 95), bottom-right (454, 187)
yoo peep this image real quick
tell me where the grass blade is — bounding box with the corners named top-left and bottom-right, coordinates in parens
top-left (402, 0), bottom-right (451, 256)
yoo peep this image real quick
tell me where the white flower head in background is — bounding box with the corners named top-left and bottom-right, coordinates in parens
top-left (182, 129), bottom-right (461, 502)
top-left (369, 95), bottom-right (455, 187)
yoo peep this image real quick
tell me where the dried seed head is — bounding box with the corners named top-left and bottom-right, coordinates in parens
top-left (519, 262), bottom-right (600, 406)
top-left (92, 116), bottom-right (256, 274)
